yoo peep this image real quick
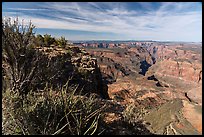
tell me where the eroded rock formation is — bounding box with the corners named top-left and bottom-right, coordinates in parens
top-left (33, 46), bottom-right (109, 98)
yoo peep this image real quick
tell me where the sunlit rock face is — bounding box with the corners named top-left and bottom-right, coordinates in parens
top-left (83, 42), bottom-right (202, 134)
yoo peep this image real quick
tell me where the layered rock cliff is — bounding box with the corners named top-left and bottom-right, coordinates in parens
top-left (83, 43), bottom-right (202, 134)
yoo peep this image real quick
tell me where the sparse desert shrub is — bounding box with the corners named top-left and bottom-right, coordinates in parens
top-left (2, 82), bottom-right (106, 135)
top-left (43, 34), bottom-right (56, 47)
top-left (2, 17), bottom-right (73, 96)
top-left (2, 17), bottom-right (42, 95)
top-left (57, 36), bottom-right (67, 48)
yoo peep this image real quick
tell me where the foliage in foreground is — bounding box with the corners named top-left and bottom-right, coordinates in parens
top-left (2, 17), bottom-right (71, 96)
top-left (2, 17), bottom-right (106, 135)
top-left (2, 82), bottom-right (106, 135)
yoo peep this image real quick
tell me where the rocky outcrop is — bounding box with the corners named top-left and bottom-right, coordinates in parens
top-left (34, 46), bottom-right (109, 98)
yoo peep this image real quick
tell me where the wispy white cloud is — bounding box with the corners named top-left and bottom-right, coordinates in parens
top-left (6, 8), bottom-right (49, 11)
top-left (2, 2), bottom-right (202, 41)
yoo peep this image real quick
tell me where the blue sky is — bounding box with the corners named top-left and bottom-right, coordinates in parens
top-left (2, 2), bottom-right (202, 42)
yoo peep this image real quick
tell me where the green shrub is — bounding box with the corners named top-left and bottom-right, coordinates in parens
top-left (43, 34), bottom-right (56, 47)
top-left (57, 36), bottom-right (67, 48)
top-left (35, 34), bottom-right (44, 47)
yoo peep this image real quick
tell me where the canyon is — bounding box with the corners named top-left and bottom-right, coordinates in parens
top-left (76, 41), bottom-right (202, 135)
top-left (3, 39), bottom-right (202, 135)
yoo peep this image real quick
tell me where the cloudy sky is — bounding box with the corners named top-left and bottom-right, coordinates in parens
top-left (2, 2), bottom-right (202, 42)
